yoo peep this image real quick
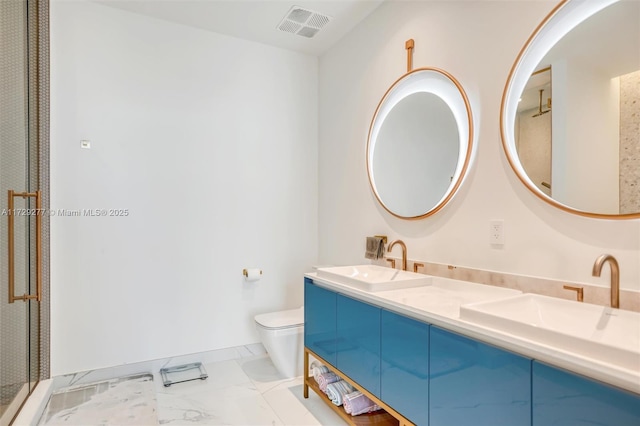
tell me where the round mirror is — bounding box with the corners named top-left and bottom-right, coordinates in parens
top-left (501, 0), bottom-right (640, 218)
top-left (367, 68), bottom-right (473, 219)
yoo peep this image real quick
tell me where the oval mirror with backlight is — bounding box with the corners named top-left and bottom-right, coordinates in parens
top-left (501, 0), bottom-right (640, 218)
top-left (367, 68), bottom-right (473, 219)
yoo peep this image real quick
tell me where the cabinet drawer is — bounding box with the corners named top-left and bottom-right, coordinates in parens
top-left (304, 279), bottom-right (337, 365)
top-left (533, 361), bottom-right (640, 426)
top-left (429, 326), bottom-right (531, 426)
top-left (381, 309), bottom-right (429, 426)
top-left (336, 293), bottom-right (381, 398)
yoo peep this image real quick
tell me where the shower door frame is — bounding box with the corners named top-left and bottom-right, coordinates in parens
top-left (0, 0), bottom-right (50, 424)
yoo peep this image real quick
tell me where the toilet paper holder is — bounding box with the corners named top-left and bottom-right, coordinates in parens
top-left (243, 268), bottom-right (263, 277)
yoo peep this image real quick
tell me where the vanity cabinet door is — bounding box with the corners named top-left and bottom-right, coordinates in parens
top-left (532, 361), bottom-right (640, 425)
top-left (304, 278), bottom-right (337, 365)
top-left (336, 293), bottom-right (381, 397)
top-left (381, 309), bottom-right (430, 426)
top-left (429, 326), bottom-right (531, 426)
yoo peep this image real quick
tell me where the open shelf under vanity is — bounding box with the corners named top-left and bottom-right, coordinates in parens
top-left (303, 348), bottom-right (414, 426)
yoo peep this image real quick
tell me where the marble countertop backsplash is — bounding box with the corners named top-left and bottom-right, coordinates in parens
top-left (380, 258), bottom-right (640, 312)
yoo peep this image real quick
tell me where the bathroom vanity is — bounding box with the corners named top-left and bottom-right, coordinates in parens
top-left (303, 270), bottom-right (640, 426)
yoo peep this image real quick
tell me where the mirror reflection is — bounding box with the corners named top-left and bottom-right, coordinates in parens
top-left (367, 68), bottom-right (473, 219)
top-left (509, 0), bottom-right (640, 216)
top-left (516, 67), bottom-right (552, 197)
top-left (373, 92), bottom-right (459, 217)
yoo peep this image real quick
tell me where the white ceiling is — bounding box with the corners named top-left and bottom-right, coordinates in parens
top-left (96, 0), bottom-right (385, 56)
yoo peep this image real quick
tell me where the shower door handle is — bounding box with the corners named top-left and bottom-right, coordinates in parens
top-left (8, 189), bottom-right (42, 303)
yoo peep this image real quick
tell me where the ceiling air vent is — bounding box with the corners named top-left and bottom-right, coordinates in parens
top-left (277, 6), bottom-right (332, 38)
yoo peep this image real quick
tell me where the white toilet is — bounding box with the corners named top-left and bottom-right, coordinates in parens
top-left (255, 307), bottom-right (304, 378)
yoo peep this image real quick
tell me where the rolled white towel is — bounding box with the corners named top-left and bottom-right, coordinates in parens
top-left (326, 380), bottom-right (355, 406)
top-left (310, 361), bottom-right (330, 382)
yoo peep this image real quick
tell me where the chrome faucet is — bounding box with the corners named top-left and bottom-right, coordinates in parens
top-left (388, 240), bottom-right (407, 271)
top-left (592, 254), bottom-right (620, 309)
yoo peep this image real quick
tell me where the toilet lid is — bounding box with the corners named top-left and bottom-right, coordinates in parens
top-left (255, 307), bottom-right (304, 330)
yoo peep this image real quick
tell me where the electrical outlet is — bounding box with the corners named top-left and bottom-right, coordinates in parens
top-left (490, 220), bottom-right (505, 245)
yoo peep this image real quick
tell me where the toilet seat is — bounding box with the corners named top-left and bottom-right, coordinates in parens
top-left (255, 307), bottom-right (303, 330)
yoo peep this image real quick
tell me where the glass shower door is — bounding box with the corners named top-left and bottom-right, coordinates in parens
top-left (0, 0), bottom-right (41, 424)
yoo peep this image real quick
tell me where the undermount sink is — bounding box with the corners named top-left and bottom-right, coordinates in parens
top-left (315, 264), bottom-right (431, 292)
top-left (460, 294), bottom-right (640, 371)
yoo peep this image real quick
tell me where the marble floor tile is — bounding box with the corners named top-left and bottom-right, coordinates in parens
top-left (37, 354), bottom-right (347, 426)
top-left (238, 355), bottom-right (344, 425)
top-left (39, 374), bottom-right (157, 425)
top-left (156, 384), bottom-right (283, 425)
top-left (236, 356), bottom-right (294, 394)
top-left (262, 380), bottom-right (344, 426)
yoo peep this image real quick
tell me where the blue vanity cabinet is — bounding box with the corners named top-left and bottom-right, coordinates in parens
top-left (336, 293), bottom-right (381, 398)
top-left (381, 309), bottom-right (430, 426)
top-left (304, 278), bottom-right (337, 365)
top-left (429, 326), bottom-right (531, 426)
top-left (532, 361), bottom-right (640, 425)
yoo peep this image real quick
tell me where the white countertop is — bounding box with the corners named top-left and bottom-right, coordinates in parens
top-left (305, 272), bottom-right (640, 395)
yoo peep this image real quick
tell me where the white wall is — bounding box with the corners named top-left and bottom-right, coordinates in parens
top-left (51, 1), bottom-right (318, 375)
top-left (552, 57), bottom-right (619, 213)
top-left (318, 2), bottom-right (639, 290)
